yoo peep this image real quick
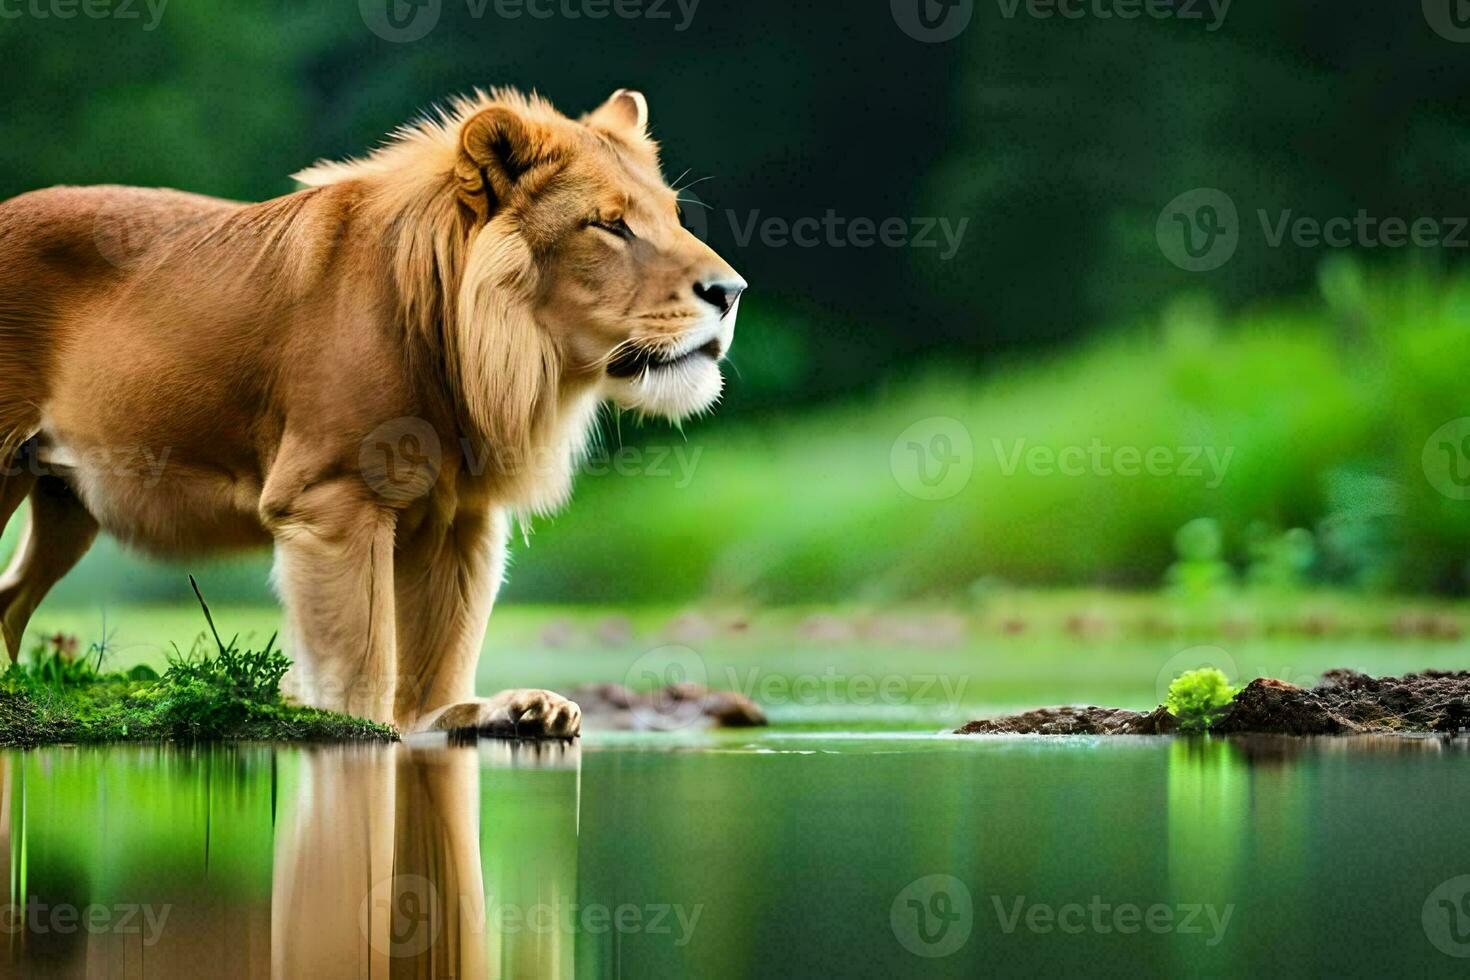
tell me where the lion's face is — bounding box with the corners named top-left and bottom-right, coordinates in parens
top-left (459, 90), bottom-right (745, 422)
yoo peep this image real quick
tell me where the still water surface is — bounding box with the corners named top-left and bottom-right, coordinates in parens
top-left (1, 733), bottom-right (1467, 978)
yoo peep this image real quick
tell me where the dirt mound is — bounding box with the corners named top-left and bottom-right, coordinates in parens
top-left (956, 704), bottom-right (1178, 735)
top-left (955, 670), bottom-right (1470, 736)
top-left (1212, 670), bottom-right (1470, 735)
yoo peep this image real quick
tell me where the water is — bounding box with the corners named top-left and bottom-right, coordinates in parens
top-left (1, 733), bottom-right (1467, 978)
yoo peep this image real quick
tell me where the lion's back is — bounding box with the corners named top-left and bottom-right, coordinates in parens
top-left (0, 185), bottom-right (242, 287)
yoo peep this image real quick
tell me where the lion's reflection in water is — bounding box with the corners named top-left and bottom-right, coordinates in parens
top-left (273, 739), bottom-right (582, 979)
top-left (0, 740), bottom-right (581, 979)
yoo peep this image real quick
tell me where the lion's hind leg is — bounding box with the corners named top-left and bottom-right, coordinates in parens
top-left (0, 440), bottom-right (37, 536)
top-left (0, 474), bottom-right (98, 661)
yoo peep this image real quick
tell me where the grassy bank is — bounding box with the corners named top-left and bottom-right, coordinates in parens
top-left (0, 585), bottom-right (394, 746)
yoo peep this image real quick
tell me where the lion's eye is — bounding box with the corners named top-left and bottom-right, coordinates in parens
top-left (591, 217), bottom-right (634, 241)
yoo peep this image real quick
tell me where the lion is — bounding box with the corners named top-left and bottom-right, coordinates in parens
top-left (0, 88), bottom-right (745, 736)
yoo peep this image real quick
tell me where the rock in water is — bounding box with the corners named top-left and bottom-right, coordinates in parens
top-left (956, 705), bottom-right (1177, 735)
top-left (570, 683), bottom-right (767, 731)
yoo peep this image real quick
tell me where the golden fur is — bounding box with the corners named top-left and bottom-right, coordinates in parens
top-left (0, 88), bottom-right (744, 732)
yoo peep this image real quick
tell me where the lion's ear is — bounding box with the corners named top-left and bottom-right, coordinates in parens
top-left (585, 89), bottom-right (649, 139)
top-left (456, 106), bottom-right (553, 221)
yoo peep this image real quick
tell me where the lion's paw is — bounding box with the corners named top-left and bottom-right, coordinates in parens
top-left (421, 689), bottom-right (581, 739)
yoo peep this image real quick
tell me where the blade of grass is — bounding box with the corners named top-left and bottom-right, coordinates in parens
top-left (189, 574), bottom-right (228, 657)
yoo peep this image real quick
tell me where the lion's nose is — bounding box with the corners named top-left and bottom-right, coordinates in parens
top-left (693, 276), bottom-right (747, 317)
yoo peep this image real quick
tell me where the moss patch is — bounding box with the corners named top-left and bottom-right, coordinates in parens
top-left (0, 684), bottom-right (395, 746)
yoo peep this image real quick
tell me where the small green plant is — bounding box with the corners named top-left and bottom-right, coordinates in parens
top-left (164, 575), bottom-right (290, 695)
top-left (1164, 667), bottom-right (1239, 731)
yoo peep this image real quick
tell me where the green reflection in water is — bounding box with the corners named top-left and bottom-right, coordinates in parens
top-left (1167, 738), bottom-right (1247, 896)
top-left (0, 734), bottom-right (1465, 978)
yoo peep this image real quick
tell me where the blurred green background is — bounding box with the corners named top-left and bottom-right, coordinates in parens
top-left (3, 0), bottom-right (1470, 614)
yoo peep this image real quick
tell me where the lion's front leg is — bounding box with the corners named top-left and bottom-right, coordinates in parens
top-left (265, 478), bottom-right (400, 725)
top-left (394, 507), bottom-right (581, 738)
